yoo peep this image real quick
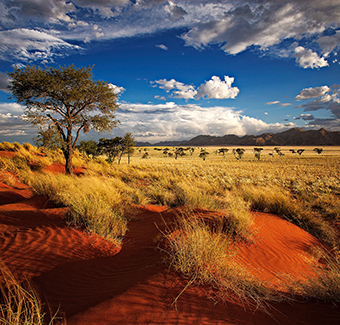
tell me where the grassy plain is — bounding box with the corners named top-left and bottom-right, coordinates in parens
top-left (1, 143), bottom-right (340, 317)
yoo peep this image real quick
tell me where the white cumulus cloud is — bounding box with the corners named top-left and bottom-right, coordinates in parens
top-left (294, 84), bottom-right (340, 123)
top-left (294, 114), bottom-right (314, 121)
top-left (293, 46), bottom-right (329, 69)
top-left (280, 103), bottom-right (292, 107)
top-left (108, 83), bottom-right (125, 95)
top-left (0, 102), bottom-right (36, 141)
top-left (317, 30), bottom-right (340, 57)
top-left (180, 1), bottom-right (340, 66)
top-left (2, 1), bottom-right (340, 65)
top-left (196, 76), bottom-right (239, 99)
top-left (113, 101), bottom-right (292, 142)
top-left (152, 79), bottom-right (197, 99)
top-left (295, 85), bottom-right (330, 100)
top-left (152, 75), bottom-right (239, 100)
top-left (156, 44), bottom-right (168, 50)
top-left (0, 72), bottom-right (10, 93)
top-left (164, 1), bottom-right (187, 21)
top-left (266, 101), bottom-right (280, 105)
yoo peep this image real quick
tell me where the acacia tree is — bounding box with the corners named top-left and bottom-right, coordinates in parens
top-left (119, 132), bottom-right (135, 165)
top-left (98, 133), bottom-right (135, 164)
top-left (98, 137), bottom-right (122, 163)
top-left (8, 64), bottom-right (119, 174)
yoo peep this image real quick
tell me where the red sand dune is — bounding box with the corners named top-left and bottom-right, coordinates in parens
top-left (0, 177), bottom-right (339, 324)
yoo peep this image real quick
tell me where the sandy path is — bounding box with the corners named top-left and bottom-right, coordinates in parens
top-left (0, 180), bottom-right (339, 324)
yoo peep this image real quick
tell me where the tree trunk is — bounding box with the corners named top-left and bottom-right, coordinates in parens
top-left (64, 129), bottom-right (74, 175)
top-left (118, 152), bottom-right (123, 165)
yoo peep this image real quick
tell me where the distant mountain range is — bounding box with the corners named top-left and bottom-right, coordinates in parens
top-left (136, 128), bottom-right (340, 147)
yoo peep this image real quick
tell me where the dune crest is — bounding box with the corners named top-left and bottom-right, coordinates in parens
top-left (0, 179), bottom-right (339, 324)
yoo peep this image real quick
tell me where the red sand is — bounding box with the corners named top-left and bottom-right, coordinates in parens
top-left (0, 151), bottom-right (16, 159)
top-left (0, 178), bottom-right (339, 324)
top-left (44, 164), bottom-right (85, 175)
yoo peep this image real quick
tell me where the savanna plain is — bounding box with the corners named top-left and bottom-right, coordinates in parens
top-left (0, 142), bottom-right (340, 324)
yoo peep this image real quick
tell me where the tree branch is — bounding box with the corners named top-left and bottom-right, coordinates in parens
top-left (73, 121), bottom-right (86, 149)
top-left (47, 114), bottom-right (66, 142)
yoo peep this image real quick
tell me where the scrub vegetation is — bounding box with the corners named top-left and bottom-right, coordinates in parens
top-left (1, 142), bottom-right (340, 313)
top-left (0, 260), bottom-right (58, 325)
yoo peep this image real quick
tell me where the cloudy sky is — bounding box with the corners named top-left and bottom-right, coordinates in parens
top-left (1, 0), bottom-right (340, 143)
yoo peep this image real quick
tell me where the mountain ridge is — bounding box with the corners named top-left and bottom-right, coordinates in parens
top-left (136, 128), bottom-right (340, 147)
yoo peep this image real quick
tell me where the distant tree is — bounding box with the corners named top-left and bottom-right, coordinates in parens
top-left (174, 147), bottom-right (185, 159)
top-left (233, 148), bottom-right (245, 160)
top-left (254, 147), bottom-right (263, 160)
top-left (199, 150), bottom-right (209, 161)
top-left (98, 137), bottom-right (122, 163)
top-left (218, 148), bottom-right (229, 157)
top-left (297, 149), bottom-right (305, 156)
top-left (313, 148), bottom-right (323, 154)
top-left (119, 132), bottom-right (135, 165)
top-left (77, 140), bottom-right (99, 157)
top-left (34, 125), bottom-right (63, 150)
top-left (274, 147), bottom-right (284, 156)
top-left (8, 64), bottom-right (119, 174)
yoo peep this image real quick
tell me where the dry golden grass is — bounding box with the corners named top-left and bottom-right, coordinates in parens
top-left (161, 214), bottom-right (283, 311)
top-left (2, 142), bottom-right (339, 245)
top-left (2, 142), bottom-right (340, 307)
top-left (0, 172), bottom-right (16, 187)
top-left (280, 247), bottom-right (340, 303)
top-left (24, 172), bottom-right (129, 243)
top-left (125, 147), bottom-right (340, 246)
top-left (0, 260), bottom-right (59, 325)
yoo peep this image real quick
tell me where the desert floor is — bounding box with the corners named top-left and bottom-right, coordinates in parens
top-left (0, 162), bottom-right (340, 324)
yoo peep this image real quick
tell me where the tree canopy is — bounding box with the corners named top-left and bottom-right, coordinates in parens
top-left (8, 64), bottom-right (119, 174)
top-left (34, 126), bottom-right (64, 151)
top-left (98, 132), bottom-right (135, 164)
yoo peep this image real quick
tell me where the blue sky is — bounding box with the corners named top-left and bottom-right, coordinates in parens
top-left (1, 0), bottom-right (340, 144)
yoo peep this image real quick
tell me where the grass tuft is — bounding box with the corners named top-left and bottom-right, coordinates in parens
top-left (162, 214), bottom-right (282, 310)
top-left (25, 173), bottom-right (129, 243)
top-left (281, 247), bottom-right (340, 303)
top-left (239, 185), bottom-right (337, 247)
top-left (0, 260), bottom-right (58, 325)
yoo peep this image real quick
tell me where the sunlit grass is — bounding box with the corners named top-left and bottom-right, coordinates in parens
top-left (1, 142), bottom-right (340, 309)
top-left (0, 260), bottom-right (58, 325)
top-left (281, 247), bottom-right (340, 303)
top-left (24, 172), bottom-right (130, 243)
top-left (162, 215), bottom-right (282, 310)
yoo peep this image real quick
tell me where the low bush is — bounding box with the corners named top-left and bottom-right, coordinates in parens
top-left (26, 173), bottom-right (129, 243)
top-left (162, 215), bottom-right (282, 310)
